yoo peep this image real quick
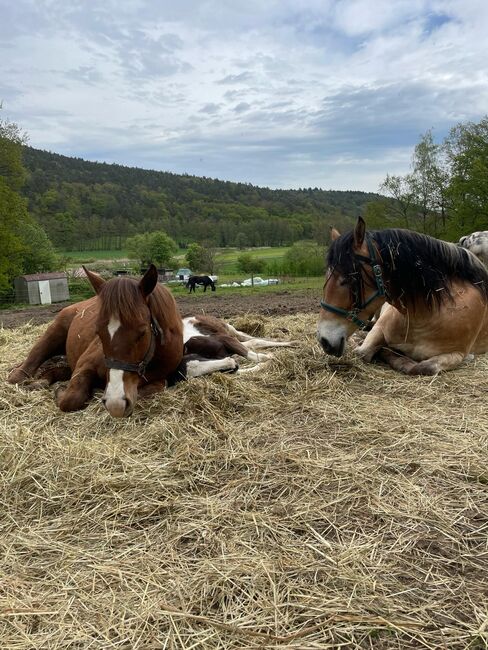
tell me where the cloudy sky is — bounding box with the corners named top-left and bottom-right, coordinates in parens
top-left (2, 0), bottom-right (488, 192)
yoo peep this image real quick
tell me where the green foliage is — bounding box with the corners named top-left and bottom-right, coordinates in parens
top-left (185, 242), bottom-right (216, 273)
top-left (282, 241), bottom-right (325, 276)
top-left (444, 117), bottom-right (488, 236)
top-left (0, 110), bottom-right (57, 291)
top-left (368, 117), bottom-right (488, 240)
top-left (237, 253), bottom-right (265, 283)
top-left (126, 230), bottom-right (177, 266)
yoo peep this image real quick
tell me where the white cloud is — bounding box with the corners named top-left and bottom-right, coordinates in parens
top-left (1, 0), bottom-right (487, 191)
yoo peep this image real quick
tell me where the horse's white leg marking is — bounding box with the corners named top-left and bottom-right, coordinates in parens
top-left (242, 338), bottom-right (293, 349)
top-left (225, 324), bottom-right (294, 348)
top-left (246, 350), bottom-right (273, 363)
top-left (237, 360), bottom-right (272, 373)
top-left (186, 357), bottom-right (237, 378)
top-left (108, 317), bottom-right (121, 340)
top-left (183, 317), bottom-right (208, 343)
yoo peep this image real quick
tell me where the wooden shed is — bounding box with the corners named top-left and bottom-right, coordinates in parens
top-left (14, 272), bottom-right (69, 305)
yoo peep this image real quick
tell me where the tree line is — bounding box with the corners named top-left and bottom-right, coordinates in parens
top-left (21, 147), bottom-right (375, 251)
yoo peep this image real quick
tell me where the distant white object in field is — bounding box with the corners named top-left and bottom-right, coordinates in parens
top-left (458, 231), bottom-right (488, 266)
top-left (241, 277), bottom-right (280, 286)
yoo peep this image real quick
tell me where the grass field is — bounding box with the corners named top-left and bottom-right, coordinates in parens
top-left (61, 246), bottom-right (291, 275)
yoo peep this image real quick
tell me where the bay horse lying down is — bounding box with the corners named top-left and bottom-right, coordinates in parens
top-left (187, 275), bottom-right (216, 293)
top-left (8, 265), bottom-right (292, 417)
top-left (317, 217), bottom-right (488, 375)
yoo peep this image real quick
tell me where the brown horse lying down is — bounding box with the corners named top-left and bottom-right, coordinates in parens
top-left (317, 217), bottom-right (488, 375)
top-left (8, 266), bottom-right (292, 417)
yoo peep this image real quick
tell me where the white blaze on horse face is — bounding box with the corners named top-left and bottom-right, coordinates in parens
top-left (104, 369), bottom-right (126, 408)
top-left (108, 317), bottom-right (121, 340)
top-left (183, 317), bottom-right (208, 343)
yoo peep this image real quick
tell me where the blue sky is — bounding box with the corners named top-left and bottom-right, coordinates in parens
top-left (1, 0), bottom-right (488, 191)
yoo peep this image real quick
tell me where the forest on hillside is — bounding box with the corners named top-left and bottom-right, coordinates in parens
top-left (21, 147), bottom-right (378, 251)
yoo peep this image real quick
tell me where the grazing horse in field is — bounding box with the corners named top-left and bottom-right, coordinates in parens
top-left (187, 275), bottom-right (216, 293)
top-left (317, 217), bottom-right (488, 375)
top-left (459, 231), bottom-right (488, 266)
top-left (8, 266), bottom-right (293, 416)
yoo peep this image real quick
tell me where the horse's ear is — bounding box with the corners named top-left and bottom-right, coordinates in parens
top-left (83, 266), bottom-right (106, 295)
top-left (139, 264), bottom-right (158, 298)
top-left (353, 216), bottom-right (366, 249)
top-left (330, 226), bottom-right (341, 241)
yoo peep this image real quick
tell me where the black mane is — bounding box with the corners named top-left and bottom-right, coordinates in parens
top-left (328, 228), bottom-right (488, 309)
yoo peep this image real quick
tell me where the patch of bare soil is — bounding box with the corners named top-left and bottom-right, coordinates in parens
top-left (0, 289), bottom-right (319, 329)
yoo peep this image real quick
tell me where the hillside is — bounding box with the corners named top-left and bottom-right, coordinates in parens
top-left (21, 147), bottom-right (380, 251)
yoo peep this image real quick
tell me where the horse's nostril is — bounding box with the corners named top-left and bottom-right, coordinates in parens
top-left (319, 337), bottom-right (333, 354)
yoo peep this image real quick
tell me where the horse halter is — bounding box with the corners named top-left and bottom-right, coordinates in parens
top-left (104, 315), bottom-right (164, 379)
top-left (320, 235), bottom-right (386, 331)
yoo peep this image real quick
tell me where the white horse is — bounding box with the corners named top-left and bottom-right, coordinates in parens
top-left (459, 231), bottom-right (488, 266)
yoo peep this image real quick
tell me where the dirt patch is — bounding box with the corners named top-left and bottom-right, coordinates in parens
top-left (0, 289), bottom-right (319, 329)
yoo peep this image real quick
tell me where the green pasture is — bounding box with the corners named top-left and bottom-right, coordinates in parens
top-left (60, 249), bottom-right (130, 263)
top-left (61, 246), bottom-right (290, 275)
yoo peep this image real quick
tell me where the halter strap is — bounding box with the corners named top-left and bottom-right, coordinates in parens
top-left (105, 315), bottom-right (164, 379)
top-left (319, 235), bottom-right (386, 330)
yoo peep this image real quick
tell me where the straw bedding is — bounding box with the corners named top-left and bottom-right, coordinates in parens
top-left (0, 315), bottom-right (487, 649)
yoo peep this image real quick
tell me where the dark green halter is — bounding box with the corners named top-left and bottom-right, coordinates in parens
top-left (320, 235), bottom-right (386, 330)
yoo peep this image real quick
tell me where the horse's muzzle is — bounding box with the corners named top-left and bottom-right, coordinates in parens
top-left (102, 396), bottom-right (133, 418)
top-left (318, 336), bottom-right (345, 357)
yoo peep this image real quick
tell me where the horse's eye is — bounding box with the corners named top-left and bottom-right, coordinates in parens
top-left (137, 328), bottom-right (146, 340)
top-left (339, 278), bottom-right (349, 287)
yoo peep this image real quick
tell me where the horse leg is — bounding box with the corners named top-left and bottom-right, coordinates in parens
top-left (241, 338), bottom-right (294, 350)
top-left (407, 352), bottom-right (466, 376)
top-left (353, 324), bottom-right (387, 363)
top-left (55, 341), bottom-right (104, 412)
top-left (185, 356), bottom-right (238, 378)
top-left (224, 324), bottom-right (295, 348)
top-left (218, 335), bottom-right (271, 363)
top-left (138, 381), bottom-right (168, 398)
top-left (376, 348), bottom-right (419, 374)
top-left (55, 367), bottom-right (99, 412)
top-left (25, 362), bottom-right (73, 390)
top-left (8, 317), bottom-right (72, 384)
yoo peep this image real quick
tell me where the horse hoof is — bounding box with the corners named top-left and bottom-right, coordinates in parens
top-left (222, 358), bottom-right (239, 373)
top-left (408, 360), bottom-right (439, 376)
top-left (7, 367), bottom-right (30, 384)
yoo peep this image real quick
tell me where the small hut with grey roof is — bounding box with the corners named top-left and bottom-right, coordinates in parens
top-left (14, 272), bottom-right (69, 305)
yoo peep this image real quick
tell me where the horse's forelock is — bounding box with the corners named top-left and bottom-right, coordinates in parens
top-left (99, 278), bottom-right (148, 324)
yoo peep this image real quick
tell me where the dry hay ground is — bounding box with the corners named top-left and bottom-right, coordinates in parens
top-left (0, 314), bottom-right (487, 650)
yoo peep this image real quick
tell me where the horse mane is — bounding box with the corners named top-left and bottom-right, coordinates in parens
top-left (98, 277), bottom-right (183, 333)
top-left (328, 228), bottom-right (488, 309)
